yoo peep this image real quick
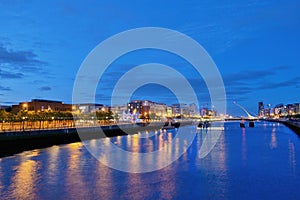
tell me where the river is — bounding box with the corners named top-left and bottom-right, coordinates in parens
top-left (0, 121), bottom-right (299, 199)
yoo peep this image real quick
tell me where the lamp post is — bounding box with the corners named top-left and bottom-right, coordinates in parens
top-left (22, 116), bottom-right (25, 131)
top-left (52, 116), bottom-right (55, 128)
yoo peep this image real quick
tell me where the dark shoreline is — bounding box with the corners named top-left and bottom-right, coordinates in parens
top-left (0, 121), bottom-right (192, 158)
top-left (281, 121), bottom-right (300, 137)
top-left (265, 119), bottom-right (300, 137)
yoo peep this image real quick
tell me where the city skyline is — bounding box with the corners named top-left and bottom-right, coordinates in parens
top-left (3, 97), bottom-right (300, 119)
top-left (1, 0), bottom-right (300, 116)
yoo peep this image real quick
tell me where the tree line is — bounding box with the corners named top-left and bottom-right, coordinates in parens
top-left (0, 110), bottom-right (116, 121)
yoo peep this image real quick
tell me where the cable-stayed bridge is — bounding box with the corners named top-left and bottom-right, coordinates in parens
top-left (232, 101), bottom-right (258, 120)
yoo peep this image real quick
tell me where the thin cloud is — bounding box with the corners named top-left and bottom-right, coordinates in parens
top-left (0, 101), bottom-right (18, 105)
top-left (226, 86), bottom-right (253, 95)
top-left (0, 86), bottom-right (11, 91)
top-left (223, 66), bottom-right (292, 86)
top-left (223, 69), bottom-right (276, 85)
top-left (0, 43), bottom-right (47, 72)
top-left (257, 77), bottom-right (300, 90)
top-left (0, 69), bottom-right (23, 79)
top-left (39, 86), bottom-right (52, 91)
top-left (225, 77), bottom-right (300, 104)
top-left (223, 66), bottom-right (298, 101)
top-left (272, 66), bottom-right (292, 70)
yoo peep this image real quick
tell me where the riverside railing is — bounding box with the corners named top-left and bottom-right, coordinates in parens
top-left (0, 119), bottom-right (122, 132)
top-left (0, 119), bottom-right (162, 132)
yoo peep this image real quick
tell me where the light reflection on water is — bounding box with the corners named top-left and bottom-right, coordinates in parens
top-left (0, 121), bottom-right (299, 199)
top-left (11, 159), bottom-right (38, 200)
top-left (270, 127), bottom-right (278, 149)
top-left (289, 139), bottom-right (296, 174)
top-left (242, 127), bottom-right (247, 165)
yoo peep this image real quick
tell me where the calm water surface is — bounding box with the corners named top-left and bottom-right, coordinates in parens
top-left (0, 121), bottom-right (299, 199)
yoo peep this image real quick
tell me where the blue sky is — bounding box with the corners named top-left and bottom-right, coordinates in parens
top-left (0, 0), bottom-right (300, 116)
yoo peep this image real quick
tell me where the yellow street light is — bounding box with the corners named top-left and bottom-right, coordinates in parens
top-left (22, 103), bottom-right (28, 110)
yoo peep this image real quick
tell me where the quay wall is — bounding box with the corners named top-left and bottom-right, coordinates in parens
top-left (282, 120), bottom-right (300, 136)
top-left (266, 119), bottom-right (300, 136)
top-left (0, 121), bottom-right (193, 157)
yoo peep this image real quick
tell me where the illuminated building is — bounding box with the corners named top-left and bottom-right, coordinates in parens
top-left (127, 100), bottom-right (167, 117)
top-left (73, 103), bottom-right (103, 113)
top-left (258, 102), bottom-right (264, 117)
top-left (12, 99), bottom-right (72, 113)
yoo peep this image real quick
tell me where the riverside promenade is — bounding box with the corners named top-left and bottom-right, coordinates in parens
top-left (0, 121), bottom-right (193, 157)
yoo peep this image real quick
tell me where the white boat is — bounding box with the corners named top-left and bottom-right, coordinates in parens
top-left (197, 126), bottom-right (225, 131)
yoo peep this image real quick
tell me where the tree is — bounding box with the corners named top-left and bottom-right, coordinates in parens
top-left (96, 110), bottom-right (114, 124)
top-left (0, 110), bottom-right (7, 130)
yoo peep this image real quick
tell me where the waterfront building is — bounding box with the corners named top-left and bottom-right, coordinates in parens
top-left (265, 108), bottom-right (271, 117)
top-left (127, 100), bottom-right (167, 119)
top-left (188, 103), bottom-right (199, 117)
top-left (12, 99), bottom-right (72, 113)
top-left (171, 104), bottom-right (181, 117)
top-left (274, 104), bottom-right (284, 117)
top-left (256, 101), bottom-right (300, 119)
top-left (149, 102), bottom-right (167, 118)
top-left (200, 107), bottom-right (216, 118)
top-left (166, 106), bottom-right (173, 117)
top-left (170, 103), bottom-right (192, 118)
top-left (168, 103), bottom-right (200, 118)
top-left (286, 104), bottom-right (295, 116)
top-left (208, 109), bottom-right (217, 117)
top-left (73, 103), bottom-right (104, 113)
top-left (180, 104), bottom-right (190, 118)
top-left (294, 103), bottom-right (300, 114)
top-left (258, 102), bottom-right (264, 117)
top-left (200, 107), bottom-right (208, 117)
top-left (110, 105), bottom-right (128, 121)
top-left (127, 100), bottom-right (150, 115)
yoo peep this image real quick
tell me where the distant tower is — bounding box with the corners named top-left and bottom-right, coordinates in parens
top-left (258, 102), bottom-right (264, 117)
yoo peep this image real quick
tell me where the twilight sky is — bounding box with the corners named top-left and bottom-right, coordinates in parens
top-left (0, 0), bottom-right (300, 116)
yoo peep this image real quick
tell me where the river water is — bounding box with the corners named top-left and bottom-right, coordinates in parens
top-left (0, 121), bottom-right (299, 199)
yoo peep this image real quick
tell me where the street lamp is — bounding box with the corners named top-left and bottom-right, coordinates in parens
top-left (52, 116), bottom-right (55, 128)
top-left (22, 116), bottom-right (25, 131)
